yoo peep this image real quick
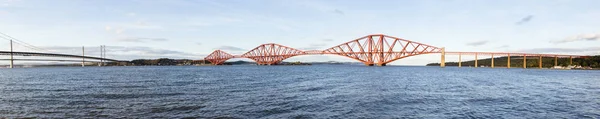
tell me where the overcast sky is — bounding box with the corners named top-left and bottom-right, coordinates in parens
top-left (0, 0), bottom-right (599, 65)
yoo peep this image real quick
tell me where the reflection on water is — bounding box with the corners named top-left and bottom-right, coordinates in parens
top-left (0, 66), bottom-right (599, 118)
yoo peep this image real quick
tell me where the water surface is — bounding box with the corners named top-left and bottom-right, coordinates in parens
top-left (1, 65), bottom-right (599, 118)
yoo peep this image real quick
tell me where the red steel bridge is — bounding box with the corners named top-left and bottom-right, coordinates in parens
top-left (205, 34), bottom-right (589, 68)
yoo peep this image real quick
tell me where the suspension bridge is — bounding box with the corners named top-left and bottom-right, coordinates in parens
top-left (205, 34), bottom-right (589, 68)
top-left (0, 32), bottom-right (119, 68)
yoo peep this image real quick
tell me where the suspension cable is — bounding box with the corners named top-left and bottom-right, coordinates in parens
top-left (0, 32), bottom-right (52, 52)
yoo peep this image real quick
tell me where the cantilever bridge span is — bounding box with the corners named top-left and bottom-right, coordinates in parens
top-left (205, 34), bottom-right (588, 68)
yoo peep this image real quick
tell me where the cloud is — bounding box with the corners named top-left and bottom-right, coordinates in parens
top-left (130, 20), bottom-right (162, 29)
top-left (105, 26), bottom-right (112, 31)
top-left (299, 43), bottom-right (328, 50)
top-left (115, 29), bottom-right (124, 34)
top-left (219, 17), bottom-right (243, 22)
top-left (466, 40), bottom-right (489, 46)
top-left (117, 37), bottom-right (168, 42)
top-left (551, 33), bottom-right (600, 44)
top-left (496, 45), bottom-right (510, 48)
top-left (186, 17), bottom-right (242, 27)
top-left (515, 15), bottom-right (534, 25)
top-left (127, 12), bottom-right (136, 17)
top-left (0, 0), bottom-right (21, 7)
top-left (104, 25), bottom-right (125, 34)
top-left (0, 10), bottom-right (8, 15)
top-left (215, 46), bottom-right (246, 51)
top-left (135, 20), bottom-right (146, 26)
top-left (274, 24), bottom-right (294, 31)
top-left (333, 9), bottom-right (344, 15)
top-left (322, 39), bottom-right (334, 42)
top-left (104, 21), bottom-right (162, 35)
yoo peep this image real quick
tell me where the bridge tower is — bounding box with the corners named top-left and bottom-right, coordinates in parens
top-left (9, 40), bottom-right (13, 68)
top-left (82, 46), bottom-right (85, 67)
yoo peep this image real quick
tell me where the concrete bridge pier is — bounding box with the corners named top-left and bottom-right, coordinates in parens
top-left (474, 53), bottom-right (478, 68)
top-left (491, 54), bottom-right (495, 68)
top-left (507, 54), bottom-right (511, 68)
top-left (458, 53), bottom-right (462, 67)
top-left (377, 63), bottom-right (386, 66)
top-left (569, 56), bottom-right (573, 66)
top-left (440, 47), bottom-right (445, 68)
top-left (523, 55), bottom-right (527, 69)
top-left (554, 56), bottom-right (558, 67)
top-left (539, 56), bottom-right (543, 69)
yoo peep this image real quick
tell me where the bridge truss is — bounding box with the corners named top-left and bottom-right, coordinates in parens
top-left (205, 34), bottom-right (589, 68)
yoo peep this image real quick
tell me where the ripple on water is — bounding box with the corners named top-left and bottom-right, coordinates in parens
top-left (150, 105), bottom-right (206, 113)
top-left (84, 93), bottom-right (184, 99)
top-left (0, 66), bottom-right (599, 118)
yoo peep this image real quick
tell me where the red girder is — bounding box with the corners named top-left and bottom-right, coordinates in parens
top-left (203, 34), bottom-right (589, 66)
top-left (241, 43), bottom-right (306, 65)
top-left (322, 34), bottom-right (441, 66)
top-left (204, 50), bottom-right (234, 65)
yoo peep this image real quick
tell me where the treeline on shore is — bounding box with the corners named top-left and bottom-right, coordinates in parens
top-left (13, 59), bottom-right (349, 67)
top-left (128, 58), bottom-right (208, 66)
top-left (121, 59), bottom-right (310, 66)
top-left (126, 59), bottom-right (346, 66)
top-left (427, 55), bottom-right (600, 68)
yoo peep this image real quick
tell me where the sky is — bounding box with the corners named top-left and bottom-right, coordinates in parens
top-left (0, 0), bottom-right (599, 65)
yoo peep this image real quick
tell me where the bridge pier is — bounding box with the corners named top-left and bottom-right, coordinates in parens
top-left (569, 56), bottom-right (573, 66)
top-left (458, 53), bottom-right (462, 67)
top-left (523, 55), bottom-right (527, 69)
top-left (539, 55), bottom-right (543, 69)
top-left (365, 63), bottom-right (374, 66)
top-left (474, 53), bottom-right (478, 68)
top-left (554, 56), bottom-right (558, 67)
top-left (507, 54), bottom-right (511, 68)
top-left (491, 54), bottom-right (494, 68)
top-left (440, 47), bottom-right (445, 68)
top-left (377, 63), bottom-right (386, 66)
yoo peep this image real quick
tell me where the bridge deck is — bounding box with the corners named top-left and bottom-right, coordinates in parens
top-left (0, 51), bottom-right (121, 62)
